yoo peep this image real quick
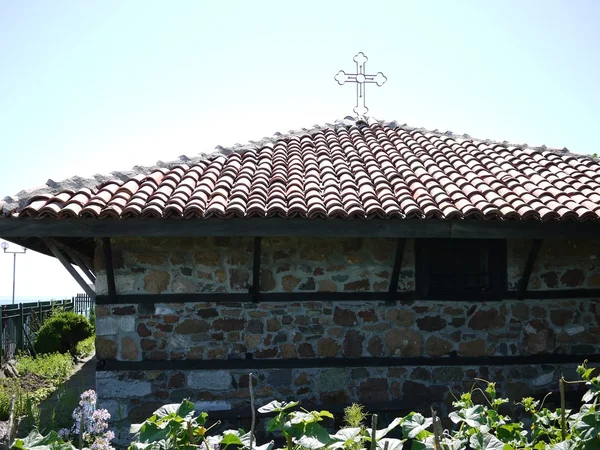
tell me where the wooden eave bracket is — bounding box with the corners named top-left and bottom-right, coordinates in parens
top-left (42, 238), bottom-right (96, 300)
top-left (251, 237), bottom-right (261, 303)
top-left (517, 239), bottom-right (543, 300)
top-left (387, 238), bottom-right (407, 302)
top-left (54, 240), bottom-right (96, 283)
top-left (102, 237), bottom-right (117, 302)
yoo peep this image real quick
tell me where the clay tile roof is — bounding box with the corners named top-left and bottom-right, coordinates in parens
top-left (3, 116), bottom-right (600, 222)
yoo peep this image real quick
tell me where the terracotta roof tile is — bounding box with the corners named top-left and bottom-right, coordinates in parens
top-left (4, 117), bottom-right (600, 222)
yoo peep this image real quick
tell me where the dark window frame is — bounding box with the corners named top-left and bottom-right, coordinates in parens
top-left (416, 238), bottom-right (507, 300)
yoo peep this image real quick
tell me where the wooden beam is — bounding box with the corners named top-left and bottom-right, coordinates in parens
top-left (251, 237), bottom-right (261, 303)
top-left (42, 238), bottom-right (96, 300)
top-left (5, 217), bottom-right (600, 239)
top-left (55, 240), bottom-right (96, 284)
top-left (387, 238), bottom-right (406, 301)
top-left (0, 218), bottom-right (451, 238)
top-left (97, 353), bottom-right (600, 372)
top-left (518, 239), bottom-right (543, 300)
top-left (95, 287), bottom-right (600, 305)
top-left (102, 238), bottom-right (117, 302)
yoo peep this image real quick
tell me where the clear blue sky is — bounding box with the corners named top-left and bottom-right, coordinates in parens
top-left (0, 0), bottom-right (599, 300)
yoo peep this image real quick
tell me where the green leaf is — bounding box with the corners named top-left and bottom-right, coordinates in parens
top-left (583, 390), bottom-right (595, 403)
top-left (402, 413), bottom-right (433, 439)
top-left (196, 411), bottom-right (209, 425)
top-left (549, 441), bottom-right (577, 450)
top-left (469, 433), bottom-right (505, 450)
top-left (583, 440), bottom-right (600, 450)
top-left (295, 436), bottom-right (327, 450)
top-left (219, 433), bottom-right (245, 446)
top-left (257, 400), bottom-right (298, 414)
top-left (319, 410), bottom-right (334, 419)
top-left (410, 437), bottom-right (434, 450)
top-left (152, 404), bottom-right (178, 418)
top-left (129, 442), bottom-right (165, 450)
top-left (266, 417), bottom-right (280, 433)
top-left (575, 412), bottom-right (600, 440)
top-left (331, 427), bottom-right (362, 441)
top-left (376, 438), bottom-right (406, 450)
top-left (254, 442), bottom-right (275, 450)
top-left (449, 405), bottom-right (486, 428)
top-left (367, 417), bottom-right (404, 440)
top-left (496, 423), bottom-right (524, 443)
top-left (138, 422), bottom-right (172, 443)
top-left (287, 411), bottom-right (317, 425)
top-left (293, 422), bottom-right (331, 449)
top-left (153, 400), bottom-right (196, 420)
top-left (12, 430), bottom-right (75, 450)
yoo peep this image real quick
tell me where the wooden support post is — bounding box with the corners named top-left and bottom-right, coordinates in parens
top-left (518, 239), bottom-right (542, 300)
top-left (387, 238), bottom-right (406, 302)
top-left (102, 238), bottom-right (117, 302)
top-left (251, 237), bottom-right (261, 303)
top-left (43, 238), bottom-right (96, 300)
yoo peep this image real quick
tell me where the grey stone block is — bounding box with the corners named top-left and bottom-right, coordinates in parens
top-left (187, 370), bottom-right (231, 391)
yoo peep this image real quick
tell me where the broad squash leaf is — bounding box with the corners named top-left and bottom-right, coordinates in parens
top-left (575, 413), bottom-right (600, 440)
top-left (549, 441), bottom-right (577, 450)
top-left (468, 433), bottom-right (506, 450)
top-left (366, 417), bottom-right (404, 440)
top-left (402, 413), bottom-right (433, 439)
top-left (294, 423), bottom-right (330, 449)
top-left (449, 405), bottom-right (486, 428)
top-left (376, 438), bottom-right (406, 450)
top-left (12, 430), bottom-right (75, 450)
top-left (257, 400), bottom-right (298, 414)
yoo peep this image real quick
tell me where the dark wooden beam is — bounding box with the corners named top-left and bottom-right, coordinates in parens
top-left (56, 242), bottom-right (96, 284)
top-left (518, 239), bottom-right (543, 300)
top-left (102, 238), bottom-right (117, 302)
top-left (251, 237), bottom-right (261, 303)
top-left (96, 292), bottom-right (395, 305)
top-left (42, 238), bottom-right (96, 299)
top-left (387, 238), bottom-right (406, 301)
top-left (95, 288), bottom-right (600, 305)
top-left (4, 218), bottom-right (600, 239)
top-left (97, 353), bottom-right (600, 372)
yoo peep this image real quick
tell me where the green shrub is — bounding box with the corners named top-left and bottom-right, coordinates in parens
top-left (33, 311), bottom-right (93, 356)
top-left (75, 336), bottom-right (95, 357)
top-left (0, 380), bottom-right (25, 420)
top-left (88, 306), bottom-right (96, 331)
top-left (16, 352), bottom-right (73, 383)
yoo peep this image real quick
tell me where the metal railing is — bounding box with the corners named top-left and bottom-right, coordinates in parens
top-left (0, 294), bottom-right (94, 361)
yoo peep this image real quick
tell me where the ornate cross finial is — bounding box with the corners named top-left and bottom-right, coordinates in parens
top-left (335, 52), bottom-right (387, 118)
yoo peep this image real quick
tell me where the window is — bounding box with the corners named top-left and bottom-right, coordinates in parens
top-left (416, 239), bottom-right (507, 298)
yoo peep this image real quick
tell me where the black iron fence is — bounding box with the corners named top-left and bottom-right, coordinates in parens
top-left (0, 294), bottom-right (94, 361)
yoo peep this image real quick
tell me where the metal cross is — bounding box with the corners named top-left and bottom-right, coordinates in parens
top-left (335, 52), bottom-right (387, 117)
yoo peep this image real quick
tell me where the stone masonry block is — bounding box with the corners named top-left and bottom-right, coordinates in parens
top-left (96, 372), bottom-right (152, 398)
top-left (187, 371), bottom-right (232, 391)
top-left (96, 317), bottom-right (118, 336)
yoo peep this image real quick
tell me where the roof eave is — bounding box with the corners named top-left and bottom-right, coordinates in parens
top-left (1, 217), bottom-right (600, 240)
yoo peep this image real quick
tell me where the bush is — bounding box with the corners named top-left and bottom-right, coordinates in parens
top-left (75, 336), bottom-right (95, 357)
top-left (34, 312), bottom-right (93, 356)
top-left (17, 352), bottom-right (73, 383)
top-left (88, 306), bottom-right (96, 331)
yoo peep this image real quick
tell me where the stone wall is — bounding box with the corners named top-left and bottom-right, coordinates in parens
top-left (93, 237), bottom-right (600, 436)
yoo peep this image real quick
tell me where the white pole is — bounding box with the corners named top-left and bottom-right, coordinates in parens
top-left (11, 253), bottom-right (16, 305)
